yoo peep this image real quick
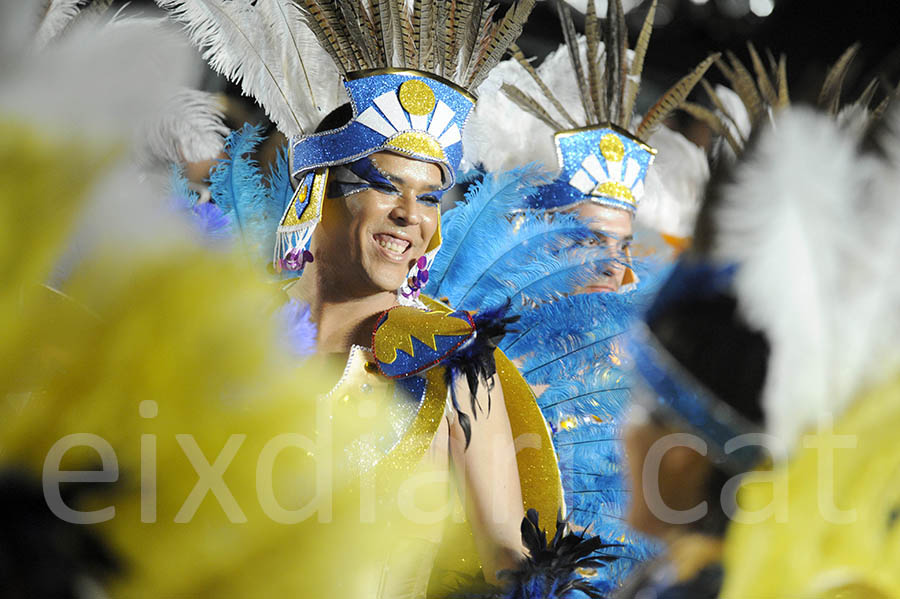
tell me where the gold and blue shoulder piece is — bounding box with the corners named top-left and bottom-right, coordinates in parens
top-left (372, 297), bottom-right (476, 379)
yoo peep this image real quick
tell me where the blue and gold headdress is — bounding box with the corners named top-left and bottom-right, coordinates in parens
top-left (496, 0), bottom-right (717, 215)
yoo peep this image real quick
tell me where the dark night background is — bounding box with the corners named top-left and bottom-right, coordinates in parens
top-left (118, 0), bottom-right (900, 131)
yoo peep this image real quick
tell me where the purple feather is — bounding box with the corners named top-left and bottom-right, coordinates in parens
top-left (276, 298), bottom-right (317, 359)
top-left (191, 201), bottom-right (232, 239)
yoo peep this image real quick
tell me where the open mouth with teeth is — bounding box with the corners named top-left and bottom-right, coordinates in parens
top-left (374, 233), bottom-right (412, 259)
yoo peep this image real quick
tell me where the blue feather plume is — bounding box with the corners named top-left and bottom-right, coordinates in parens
top-left (266, 144), bottom-right (296, 222)
top-left (275, 297), bottom-right (318, 359)
top-left (496, 287), bottom-right (666, 589)
top-left (208, 124), bottom-right (285, 266)
top-left (169, 163), bottom-right (199, 209)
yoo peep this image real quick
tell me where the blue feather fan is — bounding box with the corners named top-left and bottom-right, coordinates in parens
top-left (500, 286), bottom-right (666, 589)
top-left (427, 165), bottom-right (671, 592)
top-left (426, 164), bottom-right (561, 301)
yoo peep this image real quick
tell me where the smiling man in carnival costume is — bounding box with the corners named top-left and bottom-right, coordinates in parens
top-left (158, 0), bottom-right (572, 594)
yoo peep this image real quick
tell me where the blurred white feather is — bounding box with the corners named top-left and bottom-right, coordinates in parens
top-left (35, 0), bottom-right (83, 47)
top-left (0, 16), bottom-right (197, 141)
top-left (141, 89), bottom-right (229, 165)
top-left (838, 103), bottom-right (900, 405)
top-left (639, 125), bottom-right (709, 238)
top-left (0, 1), bottom-right (43, 60)
top-left (157, 0), bottom-right (344, 137)
top-left (710, 84), bottom-right (752, 165)
top-left (715, 84), bottom-right (752, 142)
top-left (712, 108), bottom-right (870, 449)
top-left (0, 4), bottom-right (203, 282)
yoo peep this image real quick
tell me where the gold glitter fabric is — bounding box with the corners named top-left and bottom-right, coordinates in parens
top-left (399, 79), bottom-right (437, 116)
top-left (599, 132), bottom-right (626, 162)
top-left (373, 305), bottom-right (474, 377)
top-left (376, 367), bottom-right (448, 475)
top-left (592, 181), bottom-right (636, 206)
top-left (386, 131), bottom-right (446, 161)
top-left (495, 350), bottom-right (565, 529)
top-left (273, 168), bottom-right (329, 270)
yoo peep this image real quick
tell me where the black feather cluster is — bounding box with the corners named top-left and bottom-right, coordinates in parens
top-left (0, 469), bottom-right (122, 598)
top-left (442, 509), bottom-right (621, 599)
top-left (498, 509), bottom-right (620, 599)
top-left (442, 300), bottom-right (519, 447)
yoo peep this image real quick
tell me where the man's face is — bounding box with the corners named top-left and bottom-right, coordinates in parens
top-left (571, 202), bottom-right (634, 294)
top-left (314, 152), bottom-right (441, 295)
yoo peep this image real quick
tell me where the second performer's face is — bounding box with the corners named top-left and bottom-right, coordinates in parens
top-left (570, 202), bottom-right (633, 294)
top-left (317, 152), bottom-right (441, 295)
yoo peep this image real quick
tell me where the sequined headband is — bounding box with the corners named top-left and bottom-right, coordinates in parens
top-left (289, 69), bottom-right (476, 191)
top-left (529, 125), bottom-right (657, 214)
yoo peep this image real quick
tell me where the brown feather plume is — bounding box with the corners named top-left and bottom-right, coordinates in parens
top-left (636, 52), bottom-right (719, 139)
top-left (622, 0), bottom-right (656, 126)
top-left (819, 44), bottom-right (860, 115)
top-left (373, 0), bottom-right (394, 67)
top-left (776, 53), bottom-right (790, 108)
top-left (604, 0), bottom-right (623, 125)
top-left (724, 50), bottom-right (764, 122)
top-left (557, 2), bottom-right (594, 122)
top-left (700, 78), bottom-right (743, 141)
top-left (613, 0), bottom-right (629, 127)
top-left (460, 0), bottom-right (484, 79)
top-left (502, 83), bottom-right (565, 130)
top-left (585, 0), bottom-right (604, 122)
top-left (509, 44), bottom-right (578, 128)
top-left (399, 0), bottom-right (416, 68)
top-left (444, 0), bottom-right (459, 77)
top-left (679, 101), bottom-right (742, 154)
top-left (296, 1), bottom-right (350, 74)
top-left (467, 0), bottom-right (536, 89)
top-left (747, 42), bottom-right (778, 106)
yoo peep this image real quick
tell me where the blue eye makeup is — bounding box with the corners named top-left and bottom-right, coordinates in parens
top-left (328, 156), bottom-right (446, 203)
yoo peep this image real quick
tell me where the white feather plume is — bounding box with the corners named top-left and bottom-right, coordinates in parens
top-left (254, 0), bottom-right (345, 130)
top-left (715, 83), bottom-right (752, 142)
top-left (35, 0), bottom-right (83, 47)
top-left (712, 108), bottom-right (871, 449)
top-left (710, 84), bottom-right (752, 165)
top-left (638, 125), bottom-right (709, 238)
top-left (141, 89), bottom-right (229, 165)
top-left (157, 0), bottom-right (344, 137)
top-left (463, 37), bottom-right (593, 173)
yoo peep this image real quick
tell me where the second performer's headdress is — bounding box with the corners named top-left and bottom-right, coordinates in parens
top-left (467, 0), bottom-right (715, 219)
top-left (161, 0), bottom-right (535, 297)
